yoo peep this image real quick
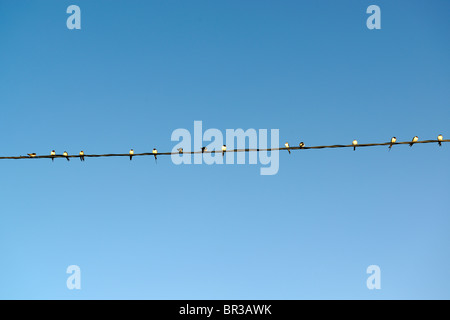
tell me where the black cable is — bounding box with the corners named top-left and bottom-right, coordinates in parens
top-left (1, 139), bottom-right (447, 160)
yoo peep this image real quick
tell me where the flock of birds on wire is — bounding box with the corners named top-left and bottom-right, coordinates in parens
top-left (16, 134), bottom-right (445, 163)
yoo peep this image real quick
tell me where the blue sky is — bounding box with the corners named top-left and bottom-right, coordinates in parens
top-left (0, 0), bottom-right (449, 299)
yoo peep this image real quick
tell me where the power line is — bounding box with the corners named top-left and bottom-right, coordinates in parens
top-left (0, 136), bottom-right (447, 161)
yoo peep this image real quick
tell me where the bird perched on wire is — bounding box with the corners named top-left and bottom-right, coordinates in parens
top-left (50, 150), bottom-right (56, 162)
top-left (201, 147), bottom-right (207, 153)
top-left (410, 136), bottom-right (418, 147)
top-left (79, 151), bottom-right (85, 162)
top-left (152, 148), bottom-right (157, 163)
top-left (28, 153), bottom-right (36, 158)
top-left (438, 134), bottom-right (443, 147)
top-left (299, 142), bottom-right (305, 149)
top-left (177, 148), bottom-right (183, 154)
top-left (129, 149), bottom-right (134, 161)
top-left (389, 137), bottom-right (396, 151)
top-left (284, 142), bottom-right (291, 154)
top-left (63, 151), bottom-right (70, 161)
top-left (222, 145), bottom-right (226, 157)
top-left (352, 140), bottom-right (358, 151)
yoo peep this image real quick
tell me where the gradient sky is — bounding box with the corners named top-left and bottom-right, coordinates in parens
top-left (0, 0), bottom-right (449, 299)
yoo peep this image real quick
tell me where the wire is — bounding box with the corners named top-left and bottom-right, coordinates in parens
top-left (0, 138), bottom-right (447, 160)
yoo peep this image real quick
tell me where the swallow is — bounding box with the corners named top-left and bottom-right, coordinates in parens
top-left (50, 150), bottom-right (56, 162)
top-left (177, 148), bottom-right (183, 154)
top-left (410, 136), bottom-right (418, 147)
top-left (389, 137), bottom-right (396, 151)
top-left (299, 142), bottom-right (305, 149)
top-left (438, 134), bottom-right (443, 147)
top-left (152, 148), bottom-right (157, 163)
top-left (284, 142), bottom-right (291, 154)
top-left (352, 140), bottom-right (358, 151)
top-left (63, 151), bottom-right (70, 161)
top-left (201, 147), bottom-right (207, 153)
top-left (79, 151), bottom-right (85, 162)
top-left (222, 145), bottom-right (226, 157)
top-left (129, 149), bottom-right (134, 161)
top-left (28, 153), bottom-right (36, 158)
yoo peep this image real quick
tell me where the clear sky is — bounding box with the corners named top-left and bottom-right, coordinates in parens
top-left (0, 0), bottom-right (449, 299)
